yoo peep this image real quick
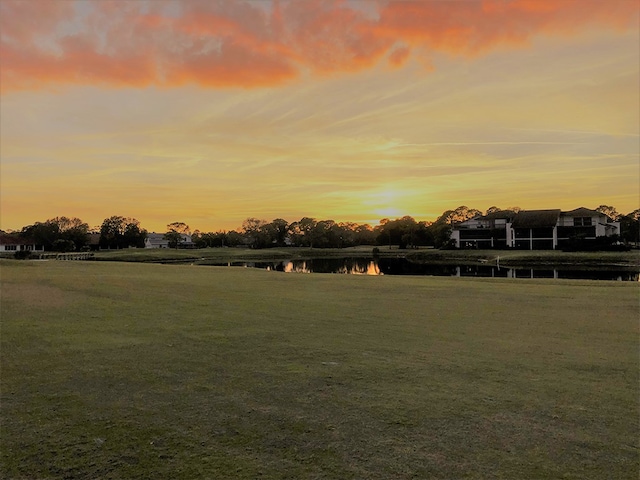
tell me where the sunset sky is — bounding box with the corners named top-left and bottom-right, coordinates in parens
top-left (1, 0), bottom-right (639, 233)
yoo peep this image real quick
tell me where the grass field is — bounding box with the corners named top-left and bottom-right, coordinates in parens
top-left (1, 260), bottom-right (638, 479)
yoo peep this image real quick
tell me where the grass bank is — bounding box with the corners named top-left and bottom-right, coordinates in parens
top-left (92, 246), bottom-right (640, 269)
top-left (406, 249), bottom-right (640, 268)
top-left (93, 246), bottom-right (384, 264)
top-left (1, 260), bottom-right (638, 479)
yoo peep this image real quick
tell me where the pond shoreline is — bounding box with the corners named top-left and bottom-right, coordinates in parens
top-left (87, 246), bottom-right (640, 270)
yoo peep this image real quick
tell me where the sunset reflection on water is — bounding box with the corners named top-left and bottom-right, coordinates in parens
top-left (282, 260), bottom-right (382, 275)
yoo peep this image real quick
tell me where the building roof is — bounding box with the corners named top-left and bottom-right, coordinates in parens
top-left (146, 233), bottom-right (169, 244)
top-left (480, 210), bottom-right (517, 221)
top-left (146, 232), bottom-right (192, 241)
top-left (147, 233), bottom-right (167, 241)
top-left (562, 207), bottom-right (609, 220)
top-left (0, 232), bottom-right (35, 245)
top-left (511, 209), bottom-right (561, 228)
top-left (452, 210), bottom-right (515, 229)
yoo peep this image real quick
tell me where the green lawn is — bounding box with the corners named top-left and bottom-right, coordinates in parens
top-left (1, 260), bottom-right (638, 479)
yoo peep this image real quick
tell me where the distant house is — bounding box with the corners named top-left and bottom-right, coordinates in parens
top-left (145, 233), bottom-right (170, 249)
top-left (0, 232), bottom-right (43, 253)
top-left (145, 233), bottom-right (194, 249)
top-left (451, 207), bottom-right (620, 250)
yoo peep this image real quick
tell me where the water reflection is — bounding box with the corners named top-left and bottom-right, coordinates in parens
top-left (379, 259), bottom-right (639, 281)
top-left (273, 258), bottom-right (380, 275)
top-left (209, 258), bottom-right (639, 281)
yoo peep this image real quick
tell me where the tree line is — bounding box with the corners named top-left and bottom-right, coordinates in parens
top-left (5, 205), bottom-right (640, 252)
top-left (14, 216), bottom-right (147, 252)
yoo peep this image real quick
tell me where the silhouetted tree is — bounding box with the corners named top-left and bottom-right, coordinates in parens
top-left (123, 221), bottom-right (147, 248)
top-left (415, 221), bottom-right (434, 246)
top-left (427, 206), bottom-right (481, 248)
top-left (225, 230), bottom-right (244, 247)
top-left (212, 231), bottom-right (230, 247)
top-left (374, 216), bottom-right (426, 249)
top-left (595, 205), bottom-right (620, 221)
top-left (20, 221), bottom-right (59, 251)
top-left (192, 230), bottom-right (229, 248)
top-left (165, 222), bottom-right (190, 249)
top-left (309, 220), bottom-right (333, 248)
top-left (290, 217), bottom-right (317, 247)
top-left (241, 218), bottom-right (268, 248)
top-left (619, 209), bottom-right (640, 245)
top-left (100, 216), bottom-right (147, 249)
top-left (191, 230), bottom-right (204, 247)
top-left (353, 223), bottom-right (376, 246)
top-left (52, 239), bottom-right (76, 252)
top-left (52, 217), bottom-right (89, 250)
top-left (21, 216), bottom-right (89, 251)
top-left (264, 218), bottom-right (290, 247)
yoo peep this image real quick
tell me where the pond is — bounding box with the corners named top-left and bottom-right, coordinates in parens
top-left (203, 257), bottom-right (639, 281)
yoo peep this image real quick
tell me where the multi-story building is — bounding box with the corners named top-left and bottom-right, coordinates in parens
top-left (450, 207), bottom-right (621, 250)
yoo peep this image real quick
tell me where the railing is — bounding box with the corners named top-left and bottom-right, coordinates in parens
top-left (36, 252), bottom-right (95, 260)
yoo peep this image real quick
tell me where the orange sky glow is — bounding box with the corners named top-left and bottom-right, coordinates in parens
top-left (1, 0), bottom-right (639, 233)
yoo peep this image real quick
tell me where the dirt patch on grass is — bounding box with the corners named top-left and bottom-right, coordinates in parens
top-left (0, 283), bottom-right (69, 309)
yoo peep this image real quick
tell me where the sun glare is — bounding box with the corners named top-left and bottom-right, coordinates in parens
top-left (364, 188), bottom-right (410, 221)
top-left (375, 207), bottom-right (403, 218)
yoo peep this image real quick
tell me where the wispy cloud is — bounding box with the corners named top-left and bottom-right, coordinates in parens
top-left (395, 141), bottom-right (583, 146)
top-left (1, 0), bottom-right (637, 92)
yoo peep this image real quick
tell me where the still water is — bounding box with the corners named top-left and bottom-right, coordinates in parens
top-left (207, 257), bottom-right (639, 281)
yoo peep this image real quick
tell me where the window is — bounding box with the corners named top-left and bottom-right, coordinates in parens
top-left (4, 245), bottom-right (17, 251)
top-left (573, 217), bottom-right (592, 226)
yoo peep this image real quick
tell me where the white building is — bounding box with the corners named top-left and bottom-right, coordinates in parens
top-left (0, 232), bottom-right (44, 253)
top-left (451, 207), bottom-right (620, 250)
top-left (144, 232), bottom-right (194, 249)
top-left (144, 233), bottom-right (170, 249)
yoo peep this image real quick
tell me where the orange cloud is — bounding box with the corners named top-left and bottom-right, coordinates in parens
top-left (388, 46), bottom-right (411, 68)
top-left (375, 0), bottom-right (639, 57)
top-left (0, 0), bottom-right (74, 43)
top-left (1, 0), bottom-right (637, 92)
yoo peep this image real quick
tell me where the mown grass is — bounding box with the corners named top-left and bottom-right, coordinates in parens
top-left (1, 260), bottom-right (638, 479)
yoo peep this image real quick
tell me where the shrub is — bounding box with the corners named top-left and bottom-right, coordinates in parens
top-left (52, 239), bottom-right (76, 252)
top-left (14, 250), bottom-right (32, 260)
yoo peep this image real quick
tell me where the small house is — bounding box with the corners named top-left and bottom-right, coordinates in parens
top-left (145, 233), bottom-right (170, 249)
top-left (144, 233), bottom-right (194, 249)
top-left (0, 232), bottom-right (43, 253)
